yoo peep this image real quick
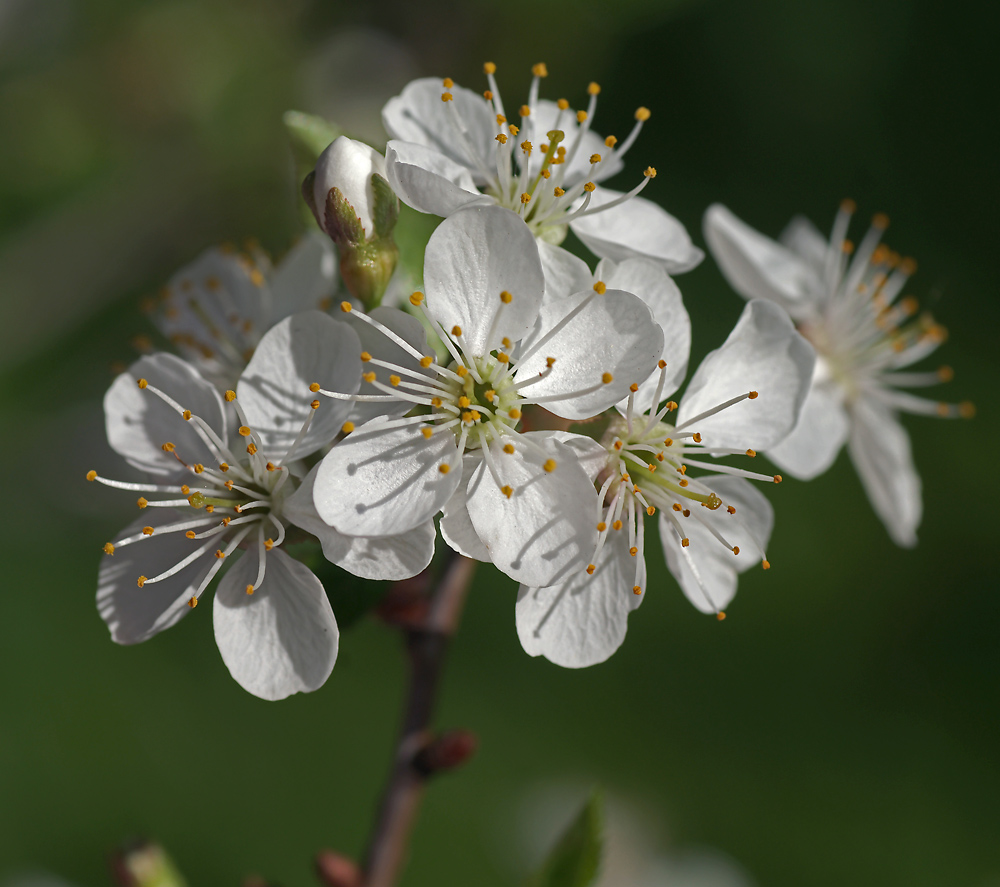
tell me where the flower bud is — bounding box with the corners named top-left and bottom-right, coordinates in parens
top-left (302, 136), bottom-right (400, 308)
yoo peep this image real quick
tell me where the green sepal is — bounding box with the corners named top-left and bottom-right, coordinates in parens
top-left (324, 186), bottom-right (366, 245)
top-left (371, 173), bottom-right (400, 240)
top-left (525, 789), bottom-right (604, 887)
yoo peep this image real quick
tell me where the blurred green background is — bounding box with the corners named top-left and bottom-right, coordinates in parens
top-left (2, 0), bottom-right (997, 885)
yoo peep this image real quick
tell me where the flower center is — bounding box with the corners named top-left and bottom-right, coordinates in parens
top-left (431, 355), bottom-right (521, 450)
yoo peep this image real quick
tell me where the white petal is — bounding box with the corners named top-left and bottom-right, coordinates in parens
top-left (381, 78), bottom-right (495, 184)
top-left (284, 465), bottom-right (436, 580)
top-left (105, 353), bottom-right (227, 477)
top-left (537, 240), bottom-right (594, 301)
top-left (848, 396), bottom-right (922, 548)
top-left (423, 205), bottom-right (544, 355)
top-left (237, 311), bottom-right (361, 461)
top-left (439, 454), bottom-right (492, 562)
top-left (96, 510), bottom-right (212, 643)
top-left (267, 232), bottom-right (337, 320)
top-left (703, 204), bottom-right (824, 320)
top-left (779, 214), bottom-right (829, 273)
top-left (660, 476), bottom-right (773, 614)
top-left (570, 190), bottom-right (704, 273)
top-left (343, 306), bottom-right (432, 426)
top-left (313, 415), bottom-right (461, 536)
top-left (524, 100), bottom-right (624, 186)
top-left (384, 141), bottom-right (489, 216)
top-left (677, 300), bottom-right (815, 450)
top-left (465, 434), bottom-right (598, 587)
top-left (516, 529), bottom-right (643, 668)
top-left (213, 547), bottom-right (339, 701)
top-left (599, 256), bottom-right (691, 411)
top-left (515, 288), bottom-right (664, 420)
top-left (766, 374), bottom-right (849, 480)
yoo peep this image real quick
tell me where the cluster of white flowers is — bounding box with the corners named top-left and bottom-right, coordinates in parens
top-left (87, 62), bottom-right (966, 697)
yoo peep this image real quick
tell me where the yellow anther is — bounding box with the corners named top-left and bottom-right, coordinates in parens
top-left (553, 186), bottom-right (566, 197)
top-left (613, 440), bottom-right (623, 451)
top-left (586, 564), bottom-right (596, 575)
top-left (937, 365), bottom-right (954, 382)
top-left (630, 383), bottom-right (639, 393)
top-left (309, 380), bottom-right (322, 392)
top-left (238, 425), bottom-right (251, 437)
top-left (420, 355), bottom-right (434, 368)
top-left (576, 110), bottom-right (588, 123)
top-left (597, 522), bottom-right (607, 532)
top-left (612, 520), bottom-right (623, 531)
top-left (452, 325), bottom-right (462, 337)
top-left (187, 596), bottom-right (198, 608)
top-left (716, 611), bottom-right (727, 621)
top-left (557, 98), bottom-right (570, 110)
top-left (589, 153), bottom-right (602, 164)
top-left (205, 505), bottom-right (215, 513)
top-left (431, 396), bottom-right (443, 407)
top-left (509, 407), bottom-right (521, 419)
top-left (497, 352), bottom-right (510, 363)
top-left (137, 576), bottom-right (146, 588)
top-left (746, 449), bottom-right (756, 457)
top-left (339, 301), bottom-right (353, 313)
top-left (605, 135), bottom-right (618, 148)
top-left (219, 462), bottom-right (229, 472)
top-left (672, 503), bottom-right (682, 512)
top-left (137, 497), bottom-right (148, 509)
top-left (484, 61), bottom-right (496, 74)
top-left (635, 106), bottom-right (651, 121)
top-left (692, 432), bottom-right (702, 443)
top-left (458, 395), bottom-right (471, 408)
top-left (900, 257), bottom-right (918, 274)
top-left (680, 537), bottom-right (690, 547)
top-left (633, 586), bottom-right (643, 595)
top-left (180, 409), bottom-right (192, 422)
top-left (438, 463), bottom-right (451, 475)
top-left (484, 389), bottom-right (496, 400)
top-left (214, 549), bottom-right (226, 561)
top-left (657, 359), bottom-right (667, 369)
top-left (221, 389), bottom-right (235, 403)
top-left (584, 182), bottom-right (596, 193)
top-left (140, 526), bottom-right (154, 537)
top-left (773, 475), bottom-right (783, 484)
top-left (644, 166), bottom-right (656, 178)
top-left (441, 92), bottom-right (453, 102)
top-left (509, 124), bottom-right (519, 136)
top-left (193, 463), bottom-right (204, 474)
top-left (246, 442), bottom-right (257, 455)
top-left (543, 459), bottom-right (557, 473)
top-left (137, 378), bottom-right (148, 389)
top-left (520, 192), bottom-right (531, 204)
top-left (86, 469), bottom-right (98, 481)
top-left (601, 372), bottom-right (613, 384)
top-left (224, 480), bottom-right (233, 491)
top-left (959, 401), bottom-right (976, 418)
top-left (496, 114), bottom-right (507, 125)
top-left (656, 453), bottom-right (664, 461)
top-left (664, 437), bottom-right (673, 446)
top-left (342, 421), bottom-right (355, 434)
top-left (442, 77), bottom-right (454, 88)
top-left (422, 427), bottom-right (433, 439)
top-left (748, 390), bottom-right (758, 399)
top-left (762, 559), bottom-right (771, 570)
top-left (646, 506), bottom-right (656, 516)
top-left (500, 290), bottom-right (513, 304)
top-left (727, 505), bottom-right (736, 514)
top-left (264, 538), bottom-right (274, 551)
top-left (502, 443), bottom-right (515, 454)
top-left (103, 542), bottom-right (115, 555)
top-left (363, 371), bottom-right (376, 383)
top-left (520, 104), bottom-right (531, 117)
top-left (181, 484), bottom-right (190, 494)
top-left (679, 479), bottom-right (689, 487)
top-left (390, 374), bottom-right (401, 387)
top-left (629, 546), bottom-right (638, 556)
top-left (245, 584), bottom-right (254, 596)
top-left (222, 517), bottom-right (231, 526)
top-left (546, 356), bottom-right (556, 368)
top-left (249, 269), bottom-right (264, 287)
top-left (587, 81), bottom-right (601, 95)
top-left (502, 337), bottom-right (512, 348)
top-left (733, 546), bottom-right (741, 556)
top-left (541, 169), bottom-right (551, 179)
top-left (521, 141), bottom-right (533, 155)
top-left (666, 401), bottom-right (678, 411)
top-left (841, 198), bottom-right (857, 213)
top-left (532, 62), bottom-right (548, 77)
top-left (409, 291), bottom-right (425, 306)
top-left (496, 133), bottom-right (508, 145)
top-left (501, 485), bottom-right (514, 499)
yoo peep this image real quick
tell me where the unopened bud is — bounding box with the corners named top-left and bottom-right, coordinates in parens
top-left (109, 840), bottom-right (187, 887)
top-left (315, 851), bottom-right (362, 887)
top-left (413, 729), bottom-right (478, 776)
top-left (302, 136), bottom-right (400, 308)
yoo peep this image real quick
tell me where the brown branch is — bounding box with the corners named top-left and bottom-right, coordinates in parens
top-left (360, 553), bottom-right (477, 887)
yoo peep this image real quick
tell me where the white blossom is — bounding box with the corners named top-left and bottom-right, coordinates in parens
top-left (91, 311), bottom-right (434, 699)
top-left (381, 63), bottom-right (703, 272)
top-left (310, 204), bottom-right (665, 587)
top-left (704, 202), bottom-right (973, 546)
top-left (516, 300), bottom-right (815, 668)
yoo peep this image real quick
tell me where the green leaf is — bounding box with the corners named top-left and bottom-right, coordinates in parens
top-left (283, 109), bottom-right (342, 169)
top-left (526, 789), bottom-right (604, 887)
